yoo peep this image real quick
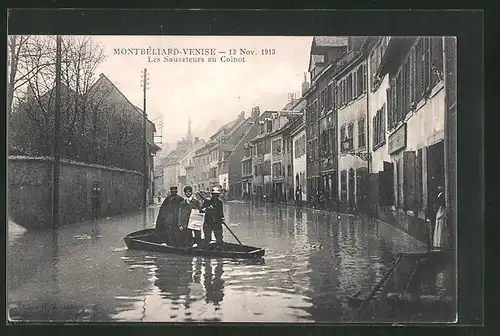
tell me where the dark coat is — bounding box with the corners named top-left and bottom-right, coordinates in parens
top-left (201, 197), bottom-right (225, 227)
top-left (155, 194), bottom-right (184, 244)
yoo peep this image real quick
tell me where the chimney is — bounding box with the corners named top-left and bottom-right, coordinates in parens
top-left (194, 136), bottom-right (199, 142)
top-left (301, 72), bottom-right (310, 96)
top-left (251, 106), bottom-right (260, 121)
top-left (238, 111), bottom-right (245, 119)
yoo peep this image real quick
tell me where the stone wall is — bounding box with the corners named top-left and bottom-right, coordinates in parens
top-left (8, 156), bottom-right (142, 230)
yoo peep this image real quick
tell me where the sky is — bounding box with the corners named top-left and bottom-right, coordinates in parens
top-left (92, 36), bottom-right (312, 145)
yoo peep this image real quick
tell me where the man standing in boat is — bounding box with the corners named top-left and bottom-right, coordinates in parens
top-left (178, 186), bottom-right (204, 247)
top-left (201, 186), bottom-right (225, 245)
top-left (155, 186), bottom-right (184, 245)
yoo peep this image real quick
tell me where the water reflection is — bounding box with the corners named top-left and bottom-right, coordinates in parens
top-left (203, 259), bottom-right (225, 305)
top-left (8, 203), bottom-right (440, 322)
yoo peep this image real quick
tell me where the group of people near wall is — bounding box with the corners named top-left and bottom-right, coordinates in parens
top-left (155, 186), bottom-right (225, 248)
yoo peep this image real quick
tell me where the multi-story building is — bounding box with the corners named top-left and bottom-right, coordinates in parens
top-left (191, 111), bottom-right (255, 196)
top-left (248, 110), bottom-right (279, 200)
top-left (305, 36), bottom-right (348, 205)
top-left (336, 37), bottom-right (372, 213)
top-left (279, 95), bottom-right (307, 203)
top-left (370, 36), bottom-right (451, 243)
top-left (241, 142), bottom-right (254, 200)
top-left (88, 74), bottom-right (161, 204)
top-left (161, 120), bottom-right (199, 194)
top-left (177, 137), bottom-right (205, 193)
top-left (367, 37), bottom-right (392, 215)
top-left (225, 108), bottom-right (261, 200)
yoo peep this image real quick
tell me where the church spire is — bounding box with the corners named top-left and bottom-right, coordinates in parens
top-left (187, 116), bottom-right (193, 143)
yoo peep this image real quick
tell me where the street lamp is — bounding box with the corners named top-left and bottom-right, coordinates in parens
top-left (341, 137), bottom-right (372, 162)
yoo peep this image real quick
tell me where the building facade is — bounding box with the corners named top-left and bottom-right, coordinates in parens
top-left (371, 36), bottom-right (448, 243)
top-left (177, 138), bottom-right (205, 193)
top-left (248, 111), bottom-right (278, 200)
top-left (305, 36), bottom-right (348, 206)
top-left (336, 38), bottom-right (371, 213)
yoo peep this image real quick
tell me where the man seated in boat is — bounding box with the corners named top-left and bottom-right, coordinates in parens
top-left (178, 186), bottom-right (204, 247)
top-left (201, 186), bottom-right (225, 246)
top-left (155, 186), bottom-right (184, 246)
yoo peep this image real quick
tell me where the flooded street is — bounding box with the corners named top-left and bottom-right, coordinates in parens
top-left (8, 203), bottom-right (429, 323)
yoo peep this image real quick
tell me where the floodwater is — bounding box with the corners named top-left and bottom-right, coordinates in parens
top-left (8, 203), bottom-right (432, 323)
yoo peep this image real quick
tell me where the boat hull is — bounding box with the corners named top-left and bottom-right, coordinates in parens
top-left (123, 229), bottom-right (265, 259)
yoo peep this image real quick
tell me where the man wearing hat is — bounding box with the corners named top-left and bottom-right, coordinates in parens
top-left (155, 186), bottom-right (184, 245)
top-left (201, 186), bottom-right (225, 245)
top-left (178, 186), bottom-right (204, 247)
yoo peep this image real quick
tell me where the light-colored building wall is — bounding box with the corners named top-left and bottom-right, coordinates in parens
top-left (163, 163), bottom-right (180, 191)
top-left (337, 83), bottom-right (369, 203)
top-left (369, 74), bottom-right (391, 173)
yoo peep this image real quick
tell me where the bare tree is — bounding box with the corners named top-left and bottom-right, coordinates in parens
top-left (9, 36), bottom-right (107, 159)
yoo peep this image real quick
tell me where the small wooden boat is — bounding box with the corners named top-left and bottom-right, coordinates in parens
top-left (124, 228), bottom-right (265, 260)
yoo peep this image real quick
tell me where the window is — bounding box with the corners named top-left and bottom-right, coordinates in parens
top-left (347, 74), bottom-right (353, 102)
top-left (347, 122), bottom-right (354, 149)
top-left (272, 138), bottom-right (282, 154)
top-left (358, 117), bottom-right (365, 148)
top-left (272, 162), bottom-right (283, 177)
top-left (263, 160), bottom-right (271, 175)
top-left (372, 105), bottom-right (386, 150)
top-left (357, 66), bottom-right (363, 96)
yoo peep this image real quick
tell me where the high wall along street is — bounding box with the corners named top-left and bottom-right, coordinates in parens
top-left (7, 35), bottom-right (457, 323)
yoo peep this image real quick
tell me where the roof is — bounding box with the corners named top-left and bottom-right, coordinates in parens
top-left (210, 117), bottom-right (239, 140)
top-left (313, 36), bottom-right (348, 47)
top-left (92, 74), bottom-right (157, 127)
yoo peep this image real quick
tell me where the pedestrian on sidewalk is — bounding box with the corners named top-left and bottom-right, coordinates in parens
top-left (201, 186), bottom-right (225, 245)
top-left (295, 186), bottom-right (303, 207)
top-left (155, 186), bottom-right (184, 246)
top-left (179, 186), bottom-right (204, 247)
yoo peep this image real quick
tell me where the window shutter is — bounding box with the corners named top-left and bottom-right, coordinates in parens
top-left (353, 70), bottom-right (358, 98)
top-left (391, 78), bottom-right (397, 127)
top-left (381, 104), bottom-right (386, 142)
top-left (398, 71), bottom-right (404, 122)
top-left (347, 74), bottom-right (352, 102)
top-left (417, 38), bottom-right (425, 101)
top-left (424, 37), bottom-right (431, 93)
top-left (362, 64), bottom-right (367, 93)
top-left (404, 60), bottom-right (410, 117)
top-left (409, 47), bottom-right (416, 105)
top-left (431, 37), bottom-right (444, 86)
top-left (372, 115), bottom-right (377, 148)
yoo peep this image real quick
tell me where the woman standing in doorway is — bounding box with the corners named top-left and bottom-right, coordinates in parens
top-left (432, 185), bottom-right (447, 249)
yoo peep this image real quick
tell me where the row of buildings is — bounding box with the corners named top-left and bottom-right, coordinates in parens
top-left (159, 36), bottom-right (456, 245)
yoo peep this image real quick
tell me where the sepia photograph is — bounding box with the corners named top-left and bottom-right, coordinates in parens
top-left (7, 33), bottom-right (459, 323)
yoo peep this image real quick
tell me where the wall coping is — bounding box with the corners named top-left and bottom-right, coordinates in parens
top-left (8, 156), bottom-right (143, 176)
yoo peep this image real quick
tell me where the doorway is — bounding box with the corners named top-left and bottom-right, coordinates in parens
top-left (427, 140), bottom-right (445, 218)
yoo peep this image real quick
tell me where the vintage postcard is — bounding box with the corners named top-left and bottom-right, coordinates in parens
top-left (7, 34), bottom-right (458, 323)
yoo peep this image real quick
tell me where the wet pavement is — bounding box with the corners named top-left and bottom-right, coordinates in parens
top-left (8, 202), bottom-right (453, 323)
